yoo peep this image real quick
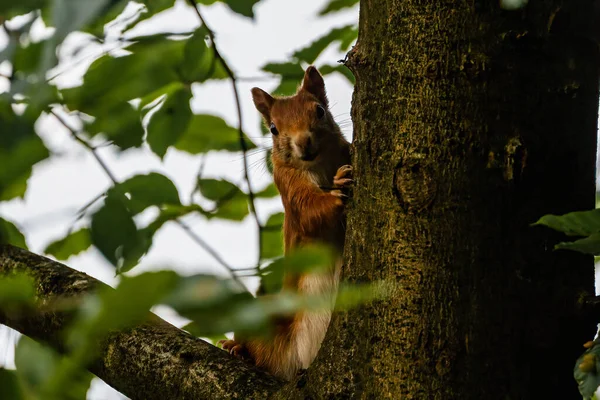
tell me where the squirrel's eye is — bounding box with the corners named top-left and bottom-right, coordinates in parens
top-left (270, 122), bottom-right (279, 136)
top-left (316, 104), bottom-right (325, 119)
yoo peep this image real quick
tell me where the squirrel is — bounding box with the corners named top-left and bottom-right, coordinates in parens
top-left (219, 66), bottom-right (352, 381)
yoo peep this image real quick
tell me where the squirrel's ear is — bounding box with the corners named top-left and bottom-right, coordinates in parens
top-left (301, 66), bottom-right (328, 106)
top-left (251, 87), bottom-right (274, 120)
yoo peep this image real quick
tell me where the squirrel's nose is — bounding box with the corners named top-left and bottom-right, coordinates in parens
top-left (296, 136), bottom-right (318, 161)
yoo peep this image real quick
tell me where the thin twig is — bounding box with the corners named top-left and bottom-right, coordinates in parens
top-left (187, 0), bottom-right (264, 271)
top-left (50, 109), bottom-right (118, 184)
top-left (175, 219), bottom-right (244, 287)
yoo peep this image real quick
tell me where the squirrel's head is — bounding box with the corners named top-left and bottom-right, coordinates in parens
top-left (251, 66), bottom-right (340, 168)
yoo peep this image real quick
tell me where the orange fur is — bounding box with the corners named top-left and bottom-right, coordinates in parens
top-left (222, 66), bottom-right (351, 380)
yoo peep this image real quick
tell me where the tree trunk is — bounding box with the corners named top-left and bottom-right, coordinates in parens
top-left (278, 1), bottom-right (600, 399)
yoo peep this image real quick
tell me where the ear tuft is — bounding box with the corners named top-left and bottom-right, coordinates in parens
top-left (251, 87), bottom-right (275, 120)
top-left (302, 66), bottom-right (328, 106)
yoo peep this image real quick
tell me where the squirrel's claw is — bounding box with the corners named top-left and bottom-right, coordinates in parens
top-left (333, 165), bottom-right (353, 188)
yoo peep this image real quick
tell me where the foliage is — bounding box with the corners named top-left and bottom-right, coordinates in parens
top-left (534, 210), bottom-right (600, 255)
top-left (535, 208), bottom-right (600, 398)
top-left (0, 0), bottom-right (360, 398)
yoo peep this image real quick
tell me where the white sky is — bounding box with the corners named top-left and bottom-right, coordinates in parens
top-left (0, 0), bottom-right (358, 398)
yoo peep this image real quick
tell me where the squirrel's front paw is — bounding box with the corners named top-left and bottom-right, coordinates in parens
top-left (333, 165), bottom-right (353, 189)
top-left (218, 339), bottom-right (251, 360)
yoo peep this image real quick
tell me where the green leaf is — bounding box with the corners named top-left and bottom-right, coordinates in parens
top-left (273, 79), bottom-right (299, 96)
top-left (293, 25), bottom-right (358, 64)
top-left (175, 114), bottom-right (256, 154)
top-left (62, 36), bottom-right (185, 115)
top-left (260, 244), bottom-right (334, 293)
top-left (51, 0), bottom-right (112, 44)
top-left (15, 336), bottom-right (93, 400)
top-left (44, 228), bottom-right (92, 260)
top-left (318, 0), bottom-right (359, 15)
top-left (0, 1), bottom-right (48, 19)
top-left (0, 218), bottom-right (27, 249)
top-left (13, 40), bottom-right (45, 75)
top-left (574, 343), bottom-right (600, 399)
top-left (555, 234), bottom-right (600, 255)
top-left (90, 191), bottom-right (146, 272)
top-left (260, 212), bottom-right (284, 260)
top-left (0, 273), bottom-right (36, 310)
top-left (255, 183), bottom-right (278, 198)
top-left (0, 102), bottom-right (49, 201)
top-left (164, 274), bottom-right (254, 336)
top-left (147, 85), bottom-right (192, 158)
top-left (83, 0), bottom-right (129, 37)
top-left (181, 27), bottom-right (215, 82)
top-left (197, 178), bottom-right (248, 221)
top-left (223, 0), bottom-right (260, 18)
top-left (262, 62), bottom-right (304, 78)
top-left (0, 369), bottom-right (23, 400)
top-left (119, 172), bottom-right (181, 214)
top-left (319, 64), bottom-right (355, 84)
top-left (86, 104), bottom-right (144, 150)
top-left (68, 271), bottom-right (180, 351)
top-left (533, 210), bottom-right (600, 237)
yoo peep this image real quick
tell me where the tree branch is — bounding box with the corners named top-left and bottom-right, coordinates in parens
top-left (0, 245), bottom-right (283, 400)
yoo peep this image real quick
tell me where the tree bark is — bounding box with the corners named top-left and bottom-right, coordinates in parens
top-left (277, 1), bottom-right (600, 399)
top-left (0, 245), bottom-right (282, 400)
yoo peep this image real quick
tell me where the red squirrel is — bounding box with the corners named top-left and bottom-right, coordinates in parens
top-left (220, 66), bottom-right (352, 380)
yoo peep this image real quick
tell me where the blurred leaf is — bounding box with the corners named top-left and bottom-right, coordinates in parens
top-left (533, 210), bottom-right (600, 237)
top-left (181, 27), bottom-right (217, 82)
top-left (44, 228), bottom-right (92, 260)
top-left (0, 218), bottom-right (27, 249)
top-left (0, 171), bottom-right (29, 201)
top-left (0, 1), bottom-right (47, 19)
top-left (574, 342), bottom-right (600, 399)
top-left (0, 369), bottom-right (23, 400)
top-left (119, 172), bottom-right (181, 214)
top-left (0, 273), bottom-right (36, 310)
top-left (86, 0), bottom-right (176, 36)
top-left (223, 0), bottom-right (260, 18)
top-left (175, 114), bottom-right (256, 154)
top-left (0, 102), bottom-right (49, 201)
top-left (273, 79), bottom-right (299, 96)
top-left (86, 104), bottom-right (144, 150)
top-left (260, 244), bottom-right (334, 293)
top-left (90, 190), bottom-right (146, 272)
top-left (147, 85), bottom-right (192, 158)
top-left (83, 0), bottom-right (129, 36)
top-left (255, 183), bottom-right (278, 198)
top-left (15, 336), bottom-right (93, 400)
top-left (262, 62), bottom-right (303, 78)
top-left (197, 178), bottom-right (248, 221)
top-left (50, 0), bottom-right (112, 44)
top-left (13, 40), bottom-right (45, 75)
top-left (196, 0), bottom-right (259, 18)
top-left (165, 274), bottom-right (254, 336)
top-left (319, 64), bottom-right (355, 84)
top-left (260, 212), bottom-right (284, 260)
top-left (319, 0), bottom-right (359, 15)
top-left (293, 25), bottom-right (358, 64)
top-left (68, 271), bottom-right (180, 351)
top-left (62, 36), bottom-right (185, 114)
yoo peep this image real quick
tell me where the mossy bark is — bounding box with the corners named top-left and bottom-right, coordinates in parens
top-left (0, 245), bottom-right (282, 400)
top-left (277, 1), bottom-right (600, 399)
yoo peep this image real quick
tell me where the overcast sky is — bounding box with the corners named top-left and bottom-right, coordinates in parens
top-left (0, 0), bottom-right (357, 398)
